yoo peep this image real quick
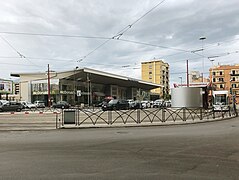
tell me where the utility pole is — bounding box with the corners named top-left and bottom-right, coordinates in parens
top-left (199, 36), bottom-right (206, 83)
top-left (47, 64), bottom-right (51, 107)
top-left (186, 60), bottom-right (189, 87)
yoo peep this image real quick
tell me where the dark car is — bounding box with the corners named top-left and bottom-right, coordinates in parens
top-left (52, 101), bottom-right (70, 109)
top-left (102, 99), bottom-right (129, 111)
top-left (95, 101), bottom-right (108, 107)
top-left (0, 101), bottom-right (23, 112)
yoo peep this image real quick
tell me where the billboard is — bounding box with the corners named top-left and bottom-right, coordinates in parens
top-left (0, 80), bottom-right (13, 94)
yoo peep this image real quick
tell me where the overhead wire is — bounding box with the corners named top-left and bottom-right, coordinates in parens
top-left (113, 0), bottom-right (166, 39)
top-left (77, 0), bottom-right (167, 63)
top-left (117, 38), bottom-right (191, 53)
top-left (0, 31), bottom-right (110, 40)
top-left (0, 35), bottom-right (43, 68)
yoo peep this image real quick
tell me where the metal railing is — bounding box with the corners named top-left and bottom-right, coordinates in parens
top-left (57, 106), bottom-right (237, 128)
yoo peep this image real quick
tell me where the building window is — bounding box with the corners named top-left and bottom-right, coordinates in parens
top-left (219, 71), bottom-right (223, 75)
top-left (232, 70), bottom-right (235, 75)
top-left (149, 65), bottom-right (152, 69)
top-left (213, 78), bottom-right (216, 82)
top-left (232, 77), bottom-right (236, 81)
top-left (220, 84), bottom-right (224, 89)
top-left (212, 72), bottom-right (216, 76)
top-left (219, 78), bottom-right (224, 82)
top-left (232, 84), bottom-right (236, 88)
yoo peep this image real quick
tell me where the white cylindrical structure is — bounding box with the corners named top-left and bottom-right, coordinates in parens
top-left (171, 87), bottom-right (203, 108)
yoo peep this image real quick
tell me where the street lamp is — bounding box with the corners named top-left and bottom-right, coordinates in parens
top-left (74, 66), bottom-right (79, 105)
top-left (199, 36), bottom-right (206, 83)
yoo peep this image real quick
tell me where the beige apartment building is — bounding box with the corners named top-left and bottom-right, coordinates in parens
top-left (189, 71), bottom-right (209, 84)
top-left (209, 64), bottom-right (239, 103)
top-left (141, 59), bottom-right (169, 98)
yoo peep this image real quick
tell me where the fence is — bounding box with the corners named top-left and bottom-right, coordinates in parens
top-left (57, 106), bottom-right (237, 128)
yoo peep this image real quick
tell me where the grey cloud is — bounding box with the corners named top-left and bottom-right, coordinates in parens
top-left (0, 0), bottom-right (239, 85)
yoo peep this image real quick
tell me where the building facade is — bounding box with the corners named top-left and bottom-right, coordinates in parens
top-left (189, 71), bottom-right (209, 83)
top-left (11, 68), bottom-right (161, 106)
top-left (0, 79), bottom-right (20, 101)
top-left (209, 64), bottom-right (239, 103)
top-left (141, 59), bottom-right (169, 98)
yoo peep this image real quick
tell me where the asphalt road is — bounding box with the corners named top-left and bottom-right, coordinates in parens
top-left (0, 117), bottom-right (239, 180)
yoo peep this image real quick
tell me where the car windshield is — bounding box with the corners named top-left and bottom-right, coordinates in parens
top-left (108, 100), bottom-right (118, 104)
top-left (57, 101), bottom-right (66, 104)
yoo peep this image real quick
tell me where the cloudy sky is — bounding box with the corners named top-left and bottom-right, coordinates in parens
top-left (0, 0), bottom-right (239, 86)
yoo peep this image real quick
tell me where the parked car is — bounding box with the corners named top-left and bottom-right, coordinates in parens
top-left (52, 101), bottom-right (70, 109)
top-left (20, 101), bottom-right (37, 109)
top-left (164, 100), bottom-right (171, 107)
top-left (34, 101), bottom-right (46, 108)
top-left (0, 101), bottom-right (23, 112)
top-left (0, 100), bottom-right (9, 105)
top-left (102, 99), bottom-right (129, 111)
top-left (141, 101), bottom-right (151, 108)
top-left (95, 101), bottom-right (108, 107)
top-left (153, 99), bottom-right (164, 108)
top-left (127, 99), bottom-right (137, 109)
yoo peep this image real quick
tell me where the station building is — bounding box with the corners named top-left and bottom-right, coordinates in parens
top-left (11, 67), bottom-right (162, 106)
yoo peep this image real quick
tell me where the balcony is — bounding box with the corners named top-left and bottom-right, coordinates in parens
top-left (231, 79), bottom-right (239, 83)
top-left (213, 74), bottom-right (224, 77)
top-left (213, 81), bottom-right (226, 84)
top-left (230, 70), bottom-right (239, 76)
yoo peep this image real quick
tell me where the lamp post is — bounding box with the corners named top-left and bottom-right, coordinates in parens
top-left (208, 58), bottom-right (215, 107)
top-left (74, 66), bottom-right (79, 105)
top-left (199, 36), bottom-right (206, 83)
top-left (47, 64), bottom-right (51, 107)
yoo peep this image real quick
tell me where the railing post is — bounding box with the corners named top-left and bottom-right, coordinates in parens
top-left (228, 106), bottom-right (231, 117)
top-left (162, 107), bottom-right (165, 122)
top-left (213, 108), bottom-right (215, 119)
top-left (137, 109), bottom-right (141, 124)
top-left (55, 113), bottom-right (58, 129)
top-left (200, 108), bottom-right (203, 120)
top-left (108, 111), bottom-right (112, 125)
top-left (183, 108), bottom-right (186, 121)
top-left (59, 118), bottom-right (61, 128)
top-left (77, 107), bottom-right (80, 126)
top-left (62, 109), bottom-right (64, 127)
top-left (221, 108), bottom-right (224, 118)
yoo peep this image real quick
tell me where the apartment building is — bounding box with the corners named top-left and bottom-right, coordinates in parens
top-left (189, 71), bottom-right (209, 83)
top-left (209, 64), bottom-right (239, 103)
top-left (141, 59), bottom-right (169, 98)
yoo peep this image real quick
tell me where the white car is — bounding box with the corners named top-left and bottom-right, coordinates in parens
top-left (34, 101), bottom-right (46, 108)
top-left (153, 99), bottom-right (164, 108)
top-left (0, 100), bottom-right (9, 105)
top-left (141, 101), bottom-right (151, 108)
top-left (127, 99), bottom-right (136, 109)
top-left (21, 101), bottom-right (37, 109)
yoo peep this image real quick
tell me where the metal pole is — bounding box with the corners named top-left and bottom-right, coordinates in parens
top-left (47, 64), bottom-right (51, 107)
top-left (199, 36), bottom-right (206, 83)
top-left (179, 77), bottom-right (182, 87)
top-left (87, 73), bottom-right (90, 107)
top-left (186, 60), bottom-right (189, 87)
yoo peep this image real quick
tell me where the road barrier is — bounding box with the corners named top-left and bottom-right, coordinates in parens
top-left (0, 106), bottom-right (237, 130)
top-left (57, 106), bottom-right (237, 129)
